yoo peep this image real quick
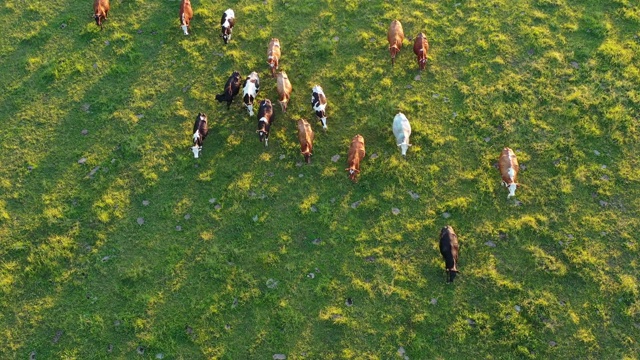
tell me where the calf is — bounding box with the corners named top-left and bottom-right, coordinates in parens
top-left (242, 72), bottom-right (260, 116)
top-left (392, 112), bottom-right (412, 156)
top-left (191, 113), bottom-right (208, 159)
top-left (413, 32), bottom-right (429, 71)
top-left (276, 71), bottom-right (292, 113)
top-left (267, 38), bottom-right (281, 78)
top-left (439, 226), bottom-right (460, 283)
top-left (220, 9), bottom-right (235, 44)
top-left (345, 135), bottom-right (366, 182)
top-left (93, 0), bottom-right (110, 30)
top-left (297, 119), bottom-right (314, 164)
top-left (311, 85), bottom-right (328, 130)
top-left (256, 99), bottom-right (274, 147)
top-left (179, 0), bottom-right (193, 35)
top-left (387, 20), bottom-right (404, 65)
top-left (215, 71), bottom-right (241, 110)
top-left (498, 147), bottom-right (520, 198)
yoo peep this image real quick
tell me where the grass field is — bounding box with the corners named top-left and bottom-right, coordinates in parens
top-left (1, 0), bottom-right (639, 358)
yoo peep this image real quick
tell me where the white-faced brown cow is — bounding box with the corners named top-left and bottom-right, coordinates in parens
top-left (242, 72), bottom-right (260, 116)
top-left (179, 0), bottom-right (193, 35)
top-left (392, 112), bottom-right (412, 156)
top-left (387, 20), bottom-right (404, 65)
top-left (297, 119), bottom-right (314, 164)
top-left (311, 85), bottom-right (328, 130)
top-left (191, 113), bottom-right (208, 159)
top-left (256, 99), bottom-right (274, 147)
top-left (93, 0), bottom-right (110, 30)
top-left (413, 32), bottom-right (429, 71)
top-left (215, 71), bottom-right (241, 110)
top-left (220, 9), bottom-right (235, 44)
top-left (267, 38), bottom-right (281, 78)
top-left (498, 147), bottom-right (520, 198)
top-left (276, 71), bottom-right (292, 113)
top-left (346, 135), bottom-right (365, 182)
top-left (439, 225), bottom-right (460, 283)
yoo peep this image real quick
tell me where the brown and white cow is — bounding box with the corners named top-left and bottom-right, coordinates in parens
top-left (256, 99), bottom-right (275, 147)
top-left (242, 72), bottom-right (260, 116)
top-left (179, 0), bottom-right (193, 35)
top-left (311, 85), bottom-right (328, 130)
top-left (276, 71), bottom-right (292, 113)
top-left (413, 32), bottom-right (429, 71)
top-left (267, 38), bottom-right (281, 78)
top-left (346, 135), bottom-right (366, 182)
top-left (220, 9), bottom-right (235, 44)
top-left (498, 147), bottom-right (520, 198)
top-left (297, 119), bottom-right (314, 164)
top-left (387, 20), bottom-right (404, 65)
top-left (93, 0), bottom-right (110, 30)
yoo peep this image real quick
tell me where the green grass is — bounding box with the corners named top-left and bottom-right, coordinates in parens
top-left (1, 0), bottom-right (639, 358)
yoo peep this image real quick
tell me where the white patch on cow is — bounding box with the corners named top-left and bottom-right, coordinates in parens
top-left (246, 104), bottom-right (254, 116)
top-left (313, 102), bottom-right (326, 112)
top-left (349, 169), bottom-right (355, 175)
top-left (191, 146), bottom-right (201, 158)
top-left (507, 167), bottom-right (515, 182)
top-left (224, 9), bottom-right (235, 20)
top-left (181, 25), bottom-right (189, 35)
top-left (192, 130), bottom-right (200, 143)
top-left (508, 183), bottom-right (517, 198)
top-left (259, 117), bottom-right (267, 125)
top-left (320, 117), bottom-right (327, 130)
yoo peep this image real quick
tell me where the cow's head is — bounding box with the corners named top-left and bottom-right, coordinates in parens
top-left (418, 57), bottom-right (427, 70)
top-left (389, 45), bottom-right (400, 64)
top-left (345, 167), bottom-right (360, 182)
top-left (246, 103), bottom-right (254, 116)
top-left (94, 14), bottom-right (103, 28)
top-left (302, 150), bottom-right (312, 164)
top-left (221, 27), bottom-right (231, 44)
top-left (191, 131), bottom-right (202, 158)
top-left (181, 13), bottom-right (189, 35)
top-left (257, 118), bottom-right (269, 145)
top-left (507, 182), bottom-right (519, 198)
top-left (397, 142), bottom-right (412, 156)
top-left (191, 145), bottom-right (202, 158)
top-left (446, 268), bottom-right (459, 283)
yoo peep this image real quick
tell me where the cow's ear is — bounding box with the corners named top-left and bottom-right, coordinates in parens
top-left (408, 143), bottom-right (412, 147)
top-left (344, 168), bottom-right (350, 171)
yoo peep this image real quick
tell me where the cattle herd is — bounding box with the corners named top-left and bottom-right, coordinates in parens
top-left (92, 0), bottom-right (524, 283)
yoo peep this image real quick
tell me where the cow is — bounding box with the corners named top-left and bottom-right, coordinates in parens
top-left (93, 0), bottom-right (110, 30)
top-left (276, 71), bottom-right (292, 113)
top-left (242, 72), bottom-right (260, 116)
top-left (267, 38), bottom-right (281, 78)
top-left (256, 99), bottom-right (274, 147)
top-left (220, 9), bottom-right (235, 44)
top-left (311, 85), bottom-right (328, 130)
top-left (215, 71), bottom-right (241, 110)
top-left (387, 20), bottom-right (404, 65)
top-left (179, 0), bottom-right (193, 35)
top-left (297, 119), bottom-right (314, 164)
top-left (345, 135), bottom-right (365, 182)
top-left (191, 113), bottom-right (208, 159)
top-left (392, 112), bottom-right (412, 156)
top-left (413, 32), bottom-right (429, 71)
top-left (439, 225), bottom-right (460, 283)
top-left (498, 147), bottom-right (520, 198)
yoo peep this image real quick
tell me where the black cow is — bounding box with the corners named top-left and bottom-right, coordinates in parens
top-left (215, 71), bottom-right (241, 109)
top-left (191, 113), bottom-right (208, 158)
top-left (256, 99), bottom-right (274, 147)
top-left (439, 225), bottom-right (460, 283)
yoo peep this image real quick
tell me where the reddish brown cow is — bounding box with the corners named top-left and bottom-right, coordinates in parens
top-left (93, 0), bottom-right (110, 30)
top-left (267, 38), bottom-right (281, 78)
top-left (413, 32), bottom-right (429, 71)
top-left (387, 20), bottom-right (404, 65)
top-left (297, 119), bottom-right (314, 164)
top-left (498, 147), bottom-right (520, 198)
top-left (179, 0), bottom-right (193, 35)
top-left (276, 71), bottom-right (292, 113)
top-left (345, 135), bottom-right (366, 182)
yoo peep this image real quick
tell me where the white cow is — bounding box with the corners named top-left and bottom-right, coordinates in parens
top-left (392, 112), bottom-right (412, 156)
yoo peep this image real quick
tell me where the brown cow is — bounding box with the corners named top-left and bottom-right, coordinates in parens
top-left (276, 71), bottom-right (292, 113)
top-left (267, 38), bottom-right (281, 78)
top-left (345, 135), bottom-right (366, 182)
top-left (387, 20), bottom-right (404, 65)
top-left (93, 0), bottom-right (110, 30)
top-left (498, 147), bottom-right (520, 198)
top-left (179, 0), bottom-right (193, 35)
top-left (413, 32), bottom-right (429, 71)
top-left (297, 119), bottom-right (314, 164)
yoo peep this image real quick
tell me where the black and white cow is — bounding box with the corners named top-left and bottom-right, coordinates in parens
top-left (220, 9), bottom-right (235, 44)
top-left (215, 71), bottom-right (241, 109)
top-left (439, 225), bottom-right (460, 283)
top-left (256, 99), bottom-right (274, 147)
top-left (311, 85), bottom-right (328, 130)
top-left (191, 112), bottom-right (208, 158)
top-left (242, 71), bottom-right (260, 116)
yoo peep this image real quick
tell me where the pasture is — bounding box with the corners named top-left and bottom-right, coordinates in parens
top-left (0, 0), bottom-right (639, 358)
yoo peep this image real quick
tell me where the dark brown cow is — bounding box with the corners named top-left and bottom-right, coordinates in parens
top-left (215, 71), bottom-right (241, 109)
top-left (267, 38), bottom-right (281, 78)
top-left (93, 0), bottom-right (110, 30)
top-left (276, 71), bottom-right (292, 113)
top-left (297, 119), bottom-right (314, 164)
top-left (387, 20), bottom-right (404, 65)
top-left (413, 32), bottom-right (429, 71)
top-left (179, 0), bottom-right (193, 35)
top-left (345, 135), bottom-right (365, 182)
top-left (439, 226), bottom-right (460, 283)
top-left (498, 147), bottom-right (520, 198)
